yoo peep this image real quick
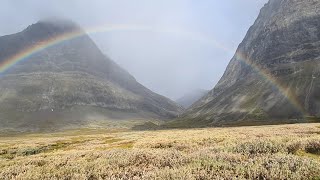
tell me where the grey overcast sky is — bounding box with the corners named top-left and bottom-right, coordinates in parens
top-left (0, 0), bottom-right (268, 100)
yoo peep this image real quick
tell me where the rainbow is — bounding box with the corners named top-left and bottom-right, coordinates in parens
top-left (0, 23), bottom-right (307, 116)
top-left (0, 24), bottom-right (226, 74)
top-left (234, 52), bottom-right (307, 116)
top-left (0, 24), bottom-right (148, 73)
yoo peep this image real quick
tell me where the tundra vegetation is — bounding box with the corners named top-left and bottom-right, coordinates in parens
top-left (0, 123), bottom-right (320, 179)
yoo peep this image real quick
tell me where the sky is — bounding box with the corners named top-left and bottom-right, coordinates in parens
top-left (0, 0), bottom-right (268, 100)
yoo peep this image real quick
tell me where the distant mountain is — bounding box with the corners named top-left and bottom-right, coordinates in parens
top-left (0, 19), bottom-right (183, 132)
top-left (176, 89), bottom-right (209, 108)
top-left (168, 0), bottom-right (320, 128)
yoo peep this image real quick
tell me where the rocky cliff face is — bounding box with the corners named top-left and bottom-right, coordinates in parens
top-left (0, 19), bottom-right (183, 131)
top-left (181, 0), bottom-right (320, 126)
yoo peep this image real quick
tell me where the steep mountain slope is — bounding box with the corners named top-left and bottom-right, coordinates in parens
top-left (176, 89), bottom-right (209, 108)
top-left (0, 19), bottom-right (182, 131)
top-left (177, 0), bottom-right (320, 127)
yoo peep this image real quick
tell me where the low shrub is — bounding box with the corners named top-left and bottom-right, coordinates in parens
top-left (305, 140), bottom-right (320, 155)
top-left (287, 141), bottom-right (302, 154)
top-left (234, 140), bottom-right (285, 155)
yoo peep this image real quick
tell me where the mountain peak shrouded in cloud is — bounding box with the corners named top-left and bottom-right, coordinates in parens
top-left (38, 17), bottom-right (81, 29)
top-left (36, 17), bottom-right (82, 32)
top-left (38, 17), bottom-right (77, 25)
top-left (0, 0), bottom-right (268, 100)
top-left (0, 20), bottom-right (183, 131)
top-left (17, 17), bottom-right (84, 45)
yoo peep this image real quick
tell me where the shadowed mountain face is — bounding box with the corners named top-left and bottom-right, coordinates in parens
top-left (0, 19), bottom-right (183, 131)
top-left (178, 0), bottom-right (320, 127)
top-left (176, 89), bottom-right (209, 108)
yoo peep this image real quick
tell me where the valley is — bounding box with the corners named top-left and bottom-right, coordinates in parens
top-left (1, 0), bottom-right (320, 179)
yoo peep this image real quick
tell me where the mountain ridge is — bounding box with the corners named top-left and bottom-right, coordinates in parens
top-left (171, 0), bottom-right (320, 127)
top-left (0, 19), bottom-right (183, 131)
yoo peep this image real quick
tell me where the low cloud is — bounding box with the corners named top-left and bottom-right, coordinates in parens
top-left (0, 0), bottom-right (268, 99)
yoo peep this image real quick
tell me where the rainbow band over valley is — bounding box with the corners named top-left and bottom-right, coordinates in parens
top-left (0, 24), bottom-right (228, 74)
top-left (0, 24), bottom-right (153, 73)
top-left (0, 24), bottom-right (307, 116)
top-left (235, 52), bottom-right (307, 116)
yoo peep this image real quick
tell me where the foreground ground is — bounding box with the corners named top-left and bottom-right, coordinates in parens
top-left (0, 124), bottom-right (320, 179)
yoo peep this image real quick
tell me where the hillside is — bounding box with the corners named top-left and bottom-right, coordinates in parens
top-left (0, 19), bottom-right (183, 132)
top-left (177, 0), bottom-right (320, 127)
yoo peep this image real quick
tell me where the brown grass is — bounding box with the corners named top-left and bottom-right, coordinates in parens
top-left (0, 123), bottom-right (320, 179)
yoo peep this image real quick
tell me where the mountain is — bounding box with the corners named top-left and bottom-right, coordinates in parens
top-left (0, 19), bottom-right (183, 132)
top-left (170, 0), bottom-right (320, 127)
top-left (176, 89), bottom-right (209, 108)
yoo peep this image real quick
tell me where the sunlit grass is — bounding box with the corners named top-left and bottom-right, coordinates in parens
top-left (0, 123), bottom-right (320, 179)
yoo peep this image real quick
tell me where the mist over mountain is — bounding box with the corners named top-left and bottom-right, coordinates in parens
top-left (168, 0), bottom-right (320, 127)
top-left (0, 1), bottom-right (268, 100)
top-left (176, 89), bottom-right (209, 108)
top-left (0, 19), bottom-right (183, 132)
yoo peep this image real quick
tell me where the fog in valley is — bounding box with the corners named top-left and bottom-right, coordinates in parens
top-left (0, 0), bottom-right (267, 99)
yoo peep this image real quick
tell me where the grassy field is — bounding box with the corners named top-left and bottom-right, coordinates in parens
top-left (0, 124), bottom-right (320, 179)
